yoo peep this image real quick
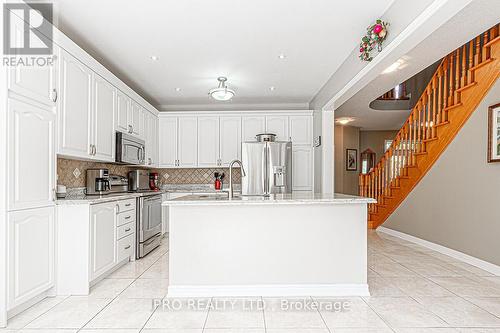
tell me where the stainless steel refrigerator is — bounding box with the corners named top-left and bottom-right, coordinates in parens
top-left (241, 134), bottom-right (292, 196)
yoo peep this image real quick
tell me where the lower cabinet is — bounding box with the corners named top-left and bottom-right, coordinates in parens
top-left (89, 202), bottom-right (117, 281)
top-left (292, 146), bottom-right (313, 192)
top-left (7, 206), bottom-right (55, 310)
top-left (56, 199), bottom-right (135, 295)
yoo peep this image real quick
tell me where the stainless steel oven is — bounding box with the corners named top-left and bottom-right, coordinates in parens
top-left (136, 194), bottom-right (162, 258)
top-left (115, 132), bottom-right (145, 165)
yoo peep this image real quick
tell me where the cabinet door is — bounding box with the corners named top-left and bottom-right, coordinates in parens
top-left (292, 146), bottom-right (313, 191)
top-left (7, 18), bottom-right (57, 107)
top-left (219, 116), bottom-right (241, 165)
top-left (116, 90), bottom-right (130, 133)
top-left (178, 117), bottom-right (198, 167)
top-left (159, 117), bottom-right (178, 167)
top-left (8, 207), bottom-right (55, 310)
top-left (93, 75), bottom-right (115, 162)
top-left (8, 98), bottom-right (55, 211)
top-left (152, 115), bottom-right (159, 167)
top-left (289, 115), bottom-right (312, 145)
top-left (130, 101), bottom-right (142, 137)
top-left (145, 112), bottom-right (158, 166)
top-left (90, 202), bottom-right (116, 280)
top-left (197, 116), bottom-right (220, 167)
top-left (242, 116), bottom-right (265, 142)
top-left (58, 50), bottom-right (92, 158)
top-left (266, 116), bottom-right (289, 141)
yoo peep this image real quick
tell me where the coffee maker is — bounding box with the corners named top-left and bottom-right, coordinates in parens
top-left (149, 172), bottom-right (160, 191)
top-left (86, 169), bottom-right (111, 195)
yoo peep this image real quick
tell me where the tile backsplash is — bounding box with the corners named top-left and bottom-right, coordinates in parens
top-left (57, 158), bottom-right (241, 188)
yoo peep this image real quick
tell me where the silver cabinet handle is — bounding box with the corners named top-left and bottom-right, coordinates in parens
top-left (125, 203), bottom-right (131, 207)
top-left (124, 228), bottom-right (131, 232)
top-left (116, 204), bottom-right (120, 214)
top-left (124, 245), bottom-right (131, 249)
top-left (124, 215), bottom-right (131, 220)
top-left (93, 145), bottom-right (96, 156)
top-left (128, 125), bottom-right (132, 134)
top-left (52, 88), bottom-right (58, 102)
top-left (89, 144), bottom-right (93, 156)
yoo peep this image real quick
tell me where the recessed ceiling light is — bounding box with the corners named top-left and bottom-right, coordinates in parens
top-left (278, 54), bottom-right (286, 59)
top-left (150, 55), bottom-right (159, 61)
top-left (336, 117), bottom-right (355, 125)
top-left (175, 87), bottom-right (181, 92)
top-left (269, 86), bottom-right (275, 91)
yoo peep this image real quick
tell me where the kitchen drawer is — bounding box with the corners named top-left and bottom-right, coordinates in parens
top-left (117, 211), bottom-right (135, 227)
top-left (116, 199), bottom-right (135, 213)
top-left (116, 234), bottom-right (134, 262)
top-left (116, 221), bottom-right (134, 240)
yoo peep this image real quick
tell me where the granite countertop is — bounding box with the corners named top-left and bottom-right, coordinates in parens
top-left (163, 192), bottom-right (376, 206)
top-left (55, 184), bottom-right (235, 205)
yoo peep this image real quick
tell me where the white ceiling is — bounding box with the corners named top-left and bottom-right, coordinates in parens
top-left (51, 0), bottom-right (394, 110)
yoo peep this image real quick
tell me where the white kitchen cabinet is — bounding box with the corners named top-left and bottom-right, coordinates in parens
top-left (198, 116), bottom-right (220, 167)
top-left (219, 116), bottom-right (241, 165)
top-left (7, 98), bottom-right (55, 211)
top-left (115, 90), bottom-right (130, 133)
top-left (130, 101), bottom-right (143, 137)
top-left (92, 75), bottom-right (116, 162)
top-left (159, 117), bottom-right (178, 167)
top-left (292, 146), bottom-right (313, 191)
top-left (266, 116), bottom-right (289, 141)
top-left (242, 116), bottom-right (265, 142)
top-left (58, 50), bottom-right (93, 159)
top-left (145, 111), bottom-right (159, 167)
top-left (90, 202), bottom-right (117, 281)
top-left (178, 117), bottom-right (198, 167)
top-left (289, 115), bottom-right (312, 145)
top-left (7, 207), bottom-right (55, 310)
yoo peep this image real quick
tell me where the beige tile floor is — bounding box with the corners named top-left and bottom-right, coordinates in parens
top-left (2, 231), bottom-right (500, 333)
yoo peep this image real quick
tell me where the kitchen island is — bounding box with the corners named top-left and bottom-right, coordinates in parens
top-left (163, 193), bottom-right (375, 297)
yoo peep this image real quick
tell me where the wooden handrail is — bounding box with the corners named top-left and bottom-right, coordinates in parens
top-left (360, 25), bottom-right (499, 215)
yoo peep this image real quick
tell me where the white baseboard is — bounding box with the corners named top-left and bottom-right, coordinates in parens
top-left (378, 226), bottom-right (500, 276)
top-left (167, 284), bottom-right (370, 297)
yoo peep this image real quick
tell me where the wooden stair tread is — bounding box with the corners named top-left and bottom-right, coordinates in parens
top-left (443, 103), bottom-right (463, 112)
top-left (456, 82), bottom-right (477, 92)
top-left (469, 58), bottom-right (494, 71)
top-left (414, 151), bottom-right (428, 156)
top-left (434, 121), bottom-right (450, 128)
top-left (484, 36), bottom-right (500, 48)
top-left (423, 137), bottom-right (439, 143)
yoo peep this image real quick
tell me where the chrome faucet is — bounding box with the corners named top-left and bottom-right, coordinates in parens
top-left (228, 159), bottom-right (246, 199)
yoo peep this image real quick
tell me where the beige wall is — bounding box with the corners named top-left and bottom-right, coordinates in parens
top-left (334, 125), bottom-right (360, 195)
top-left (360, 130), bottom-right (398, 163)
top-left (384, 78), bottom-right (500, 266)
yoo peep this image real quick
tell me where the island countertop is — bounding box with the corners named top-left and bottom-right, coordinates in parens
top-left (163, 192), bottom-right (376, 206)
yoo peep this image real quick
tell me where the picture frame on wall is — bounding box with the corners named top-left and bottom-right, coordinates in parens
top-left (488, 103), bottom-right (500, 163)
top-left (346, 148), bottom-right (358, 171)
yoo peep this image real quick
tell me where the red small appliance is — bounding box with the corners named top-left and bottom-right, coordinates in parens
top-left (149, 172), bottom-right (160, 191)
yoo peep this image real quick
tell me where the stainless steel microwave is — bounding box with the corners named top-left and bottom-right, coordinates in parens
top-left (115, 132), bottom-right (145, 165)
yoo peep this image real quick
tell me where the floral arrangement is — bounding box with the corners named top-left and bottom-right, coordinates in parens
top-left (359, 20), bottom-right (389, 62)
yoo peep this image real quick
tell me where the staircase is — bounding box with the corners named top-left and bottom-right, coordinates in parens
top-left (359, 24), bottom-right (500, 229)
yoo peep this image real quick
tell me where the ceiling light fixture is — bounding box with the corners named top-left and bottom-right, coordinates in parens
top-left (150, 55), bottom-right (159, 61)
top-left (208, 77), bottom-right (235, 101)
top-left (269, 86), bottom-right (275, 91)
top-left (278, 54), bottom-right (286, 59)
top-left (336, 117), bottom-right (355, 125)
top-left (175, 87), bottom-right (181, 92)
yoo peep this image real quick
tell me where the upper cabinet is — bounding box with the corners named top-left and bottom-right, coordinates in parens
top-left (92, 75), bottom-right (116, 161)
top-left (159, 117), bottom-right (178, 168)
top-left (145, 111), bottom-right (159, 167)
top-left (115, 90), bottom-right (130, 134)
top-left (7, 98), bottom-right (55, 211)
top-left (219, 116), bottom-right (241, 165)
top-left (265, 116), bottom-right (289, 142)
top-left (58, 50), bottom-right (93, 159)
top-left (197, 116), bottom-right (220, 167)
top-left (242, 116), bottom-right (265, 142)
top-left (178, 117), bottom-right (198, 167)
top-left (289, 115), bottom-right (312, 145)
top-left (130, 101), bottom-right (143, 138)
